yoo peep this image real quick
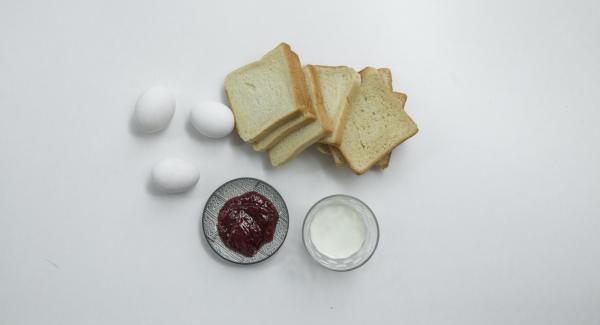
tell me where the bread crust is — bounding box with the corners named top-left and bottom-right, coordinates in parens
top-left (283, 43), bottom-right (315, 118)
top-left (306, 65), bottom-right (333, 132)
top-left (328, 73), bottom-right (360, 145)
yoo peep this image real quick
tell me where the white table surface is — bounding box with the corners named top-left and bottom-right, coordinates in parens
top-left (1, 0), bottom-right (599, 324)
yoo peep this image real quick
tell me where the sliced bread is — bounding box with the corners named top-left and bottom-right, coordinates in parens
top-left (338, 67), bottom-right (418, 174)
top-left (268, 65), bottom-right (332, 166)
top-left (378, 92), bottom-right (407, 169)
top-left (374, 68), bottom-right (394, 169)
top-left (312, 66), bottom-right (360, 146)
top-left (373, 91), bottom-right (407, 169)
top-left (377, 67), bottom-right (411, 169)
top-left (251, 112), bottom-right (314, 151)
top-left (224, 43), bottom-right (308, 143)
top-left (327, 68), bottom-right (397, 169)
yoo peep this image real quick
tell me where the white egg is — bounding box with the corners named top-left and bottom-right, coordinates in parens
top-left (151, 158), bottom-right (199, 194)
top-left (190, 101), bottom-right (234, 138)
top-left (135, 86), bottom-right (175, 133)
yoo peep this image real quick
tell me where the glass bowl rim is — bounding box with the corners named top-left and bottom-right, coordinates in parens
top-left (302, 194), bottom-right (380, 272)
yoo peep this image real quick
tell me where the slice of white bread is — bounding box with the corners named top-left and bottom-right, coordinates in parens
top-left (325, 68), bottom-right (397, 169)
top-left (312, 66), bottom-right (360, 146)
top-left (338, 67), bottom-right (418, 174)
top-left (373, 68), bottom-right (395, 169)
top-left (224, 43), bottom-right (308, 143)
top-left (251, 112), bottom-right (314, 151)
top-left (376, 92), bottom-right (408, 169)
top-left (254, 65), bottom-right (358, 151)
top-left (334, 93), bottom-right (407, 170)
top-left (268, 65), bottom-right (333, 166)
top-left (350, 92), bottom-right (406, 169)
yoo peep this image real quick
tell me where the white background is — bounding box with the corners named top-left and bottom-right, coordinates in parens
top-left (1, 0), bottom-right (599, 324)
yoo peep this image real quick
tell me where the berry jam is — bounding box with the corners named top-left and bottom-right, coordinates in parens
top-left (217, 191), bottom-right (279, 257)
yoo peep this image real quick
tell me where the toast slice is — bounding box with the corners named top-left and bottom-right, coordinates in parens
top-left (268, 65), bottom-right (332, 166)
top-left (251, 112), bottom-right (314, 151)
top-left (333, 97), bottom-right (408, 171)
top-left (371, 68), bottom-right (393, 169)
top-left (376, 92), bottom-right (408, 169)
top-left (312, 66), bottom-right (360, 146)
top-left (224, 43), bottom-right (308, 143)
top-left (326, 68), bottom-right (397, 169)
top-left (338, 67), bottom-right (418, 174)
top-left (374, 68), bottom-right (394, 169)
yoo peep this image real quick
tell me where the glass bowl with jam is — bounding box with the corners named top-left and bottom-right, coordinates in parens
top-left (202, 177), bottom-right (289, 264)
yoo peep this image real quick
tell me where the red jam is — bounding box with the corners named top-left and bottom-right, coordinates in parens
top-left (217, 191), bottom-right (279, 257)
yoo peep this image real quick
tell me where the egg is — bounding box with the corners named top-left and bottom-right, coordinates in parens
top-left (151, 158), bottom-right (199, 194)
top-left (135, 86), bottom-right (175, 133)
top-left (190, 101), bottom-right (234, 138)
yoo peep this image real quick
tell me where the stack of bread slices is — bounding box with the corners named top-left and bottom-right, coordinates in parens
top-left (224, 43), bottom-right (418, 175)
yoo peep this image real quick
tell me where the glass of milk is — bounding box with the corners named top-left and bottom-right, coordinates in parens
top-left (303, 195), bottom-right (379, 271)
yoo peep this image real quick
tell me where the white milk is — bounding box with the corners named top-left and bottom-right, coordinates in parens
top-left (309, 204), bottom-right (366, 259)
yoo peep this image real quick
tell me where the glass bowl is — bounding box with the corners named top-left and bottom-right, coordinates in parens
top-left (302, 194), bottom-right (379, 271)
top-left (202, 177), bottom-right (289, 264)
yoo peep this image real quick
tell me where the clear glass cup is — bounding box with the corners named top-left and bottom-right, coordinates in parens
top-left (302, 194), bottom-right (379, 271)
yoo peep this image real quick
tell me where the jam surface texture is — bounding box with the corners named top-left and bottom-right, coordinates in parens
top-left (217, 191), bottom-right (279, 257)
